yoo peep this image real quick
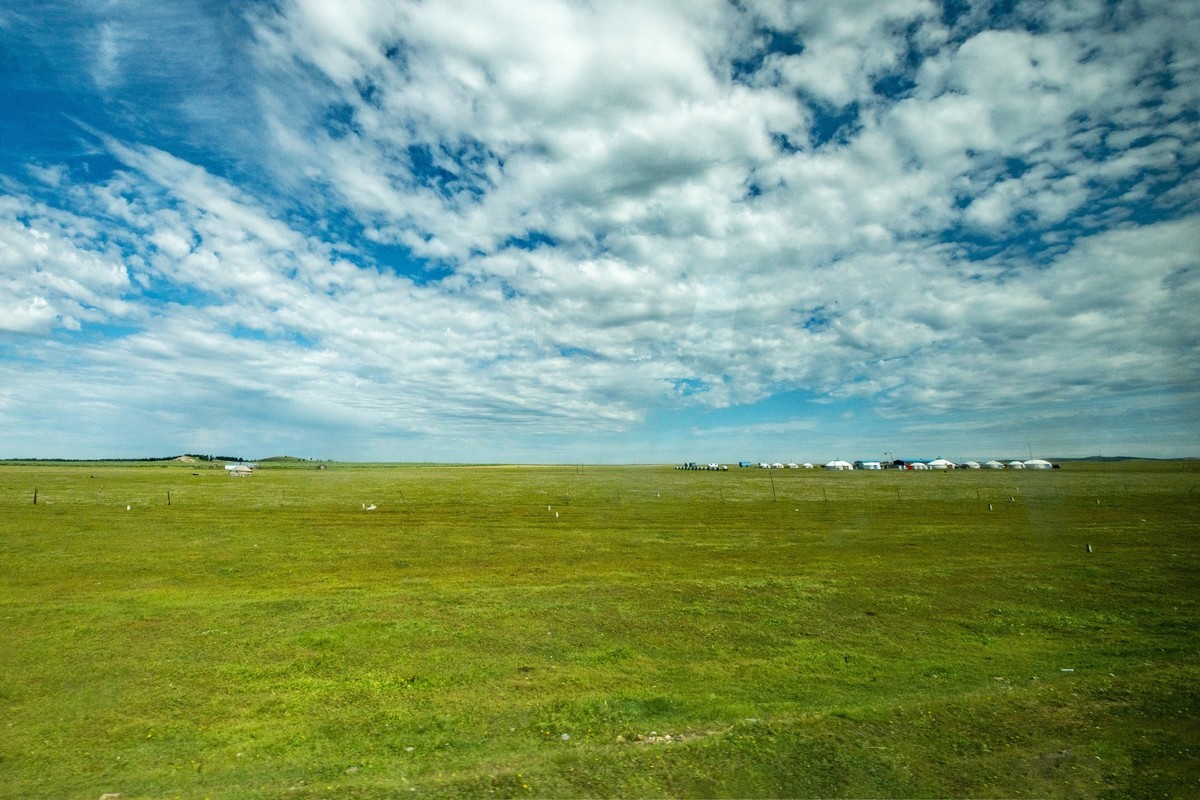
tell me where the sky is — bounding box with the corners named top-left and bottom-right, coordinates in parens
top-left (1, 0), bottom-right (1197, 463)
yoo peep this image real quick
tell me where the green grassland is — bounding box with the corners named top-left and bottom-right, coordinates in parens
top-left (1, 460), bottom-right (1197, 799)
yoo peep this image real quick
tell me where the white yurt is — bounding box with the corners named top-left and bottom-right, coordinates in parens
top-left (801, 463), bottom-right (814, 469)
top-left (983, 460), bottom-right (1005, 469)
top-left (1024, 459), bottom-right (1053, 469)
top-left (1008, 460), bottom-right (1026, 469)
top-left (858, 461), bottom-right (882, 470)
top-left (961, 461), bottom-right (981, 469)
top-left (928, 458), bottom-right (956, 469)
top-left (910, 462), bottom-right (930, 470)
top-left (824, 460), bottom-right (853, 470)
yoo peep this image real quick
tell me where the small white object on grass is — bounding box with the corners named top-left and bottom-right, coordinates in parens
top-left (126, 505), bottom-right (131, 511)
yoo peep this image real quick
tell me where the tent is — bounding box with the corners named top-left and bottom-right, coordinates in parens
top-left (961, 461), bottom-right (981, 469)
top-left (856, 461), bottom-right (882, 470)
top-left (824, 460), bottom-right (853, 470)
top-left (1008, 461), bottom-right (1026, 469)
top-left (909, 462), bottom-right (930, 469)
top-left (928, 458), bottom-right (956, 469)
top-left (983, 460), bottom-right (1005, 469)
top-left (801, 463), bottom-right (814, 469)
top-left (1023, 459), bottom-right (1053, 469)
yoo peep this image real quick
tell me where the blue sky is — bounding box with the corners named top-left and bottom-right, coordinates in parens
top-left (1, 0), bottom-right (1197, 463)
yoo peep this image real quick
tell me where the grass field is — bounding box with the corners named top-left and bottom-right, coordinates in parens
top-left (2, 460), bottom-right (1198, 799)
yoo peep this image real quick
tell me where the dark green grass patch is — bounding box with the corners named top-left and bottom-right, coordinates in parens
top-left (1, 461), bottom-right (1198, 798)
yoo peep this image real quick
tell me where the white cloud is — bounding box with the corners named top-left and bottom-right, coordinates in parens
top-left (754, 0), bottom-right (939, 107)
top-left (0, 0), bottom-right (1196, 459)
top-left (91, 22), bottom-right (122, 90)
top-left (0, 195), bottom-right (134, 334)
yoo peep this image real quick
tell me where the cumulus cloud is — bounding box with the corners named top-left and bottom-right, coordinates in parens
top-left (0, 0), bottom-right (1196, 459)
top-left (0, 195), bottom-right (134, 334)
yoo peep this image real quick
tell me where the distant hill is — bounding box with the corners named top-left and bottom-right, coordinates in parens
top-left (0, 454), bottom-right (243, 464)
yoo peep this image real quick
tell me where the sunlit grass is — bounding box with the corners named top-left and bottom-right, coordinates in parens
top-left (2, 461), bottom-right (1197, 798)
